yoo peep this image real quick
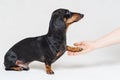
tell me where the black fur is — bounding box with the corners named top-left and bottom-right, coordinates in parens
top-left (4, 9), bottom-right (84, 74)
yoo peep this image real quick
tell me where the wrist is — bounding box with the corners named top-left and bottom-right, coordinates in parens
top-left (92, 40), bottom-right (102, 49)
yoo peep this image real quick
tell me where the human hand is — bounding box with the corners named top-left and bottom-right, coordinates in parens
top-left (67, 41), bottom-right (96, 56)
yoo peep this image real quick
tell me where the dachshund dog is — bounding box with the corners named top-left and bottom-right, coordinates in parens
top-left (4, 9), bottom-right (84, 74)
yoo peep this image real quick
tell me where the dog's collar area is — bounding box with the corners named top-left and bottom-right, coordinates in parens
top-left (45, 36), bottom-right (59, 56)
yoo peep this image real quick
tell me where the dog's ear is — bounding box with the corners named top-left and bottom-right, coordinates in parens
top-left (49, 13), bottom-right (66, 29)
top-left (53, 16), bottom-right (66, 28)
top-left (48, 12), bottom-right (66, 35)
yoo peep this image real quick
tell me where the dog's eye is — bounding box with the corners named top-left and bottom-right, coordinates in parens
top-left (64, 11), bottom-right (71, 18)
top-left (66, 11), bottom-right (71, 15)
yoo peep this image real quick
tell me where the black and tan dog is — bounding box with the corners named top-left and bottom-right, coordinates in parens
top-left (4, 9), bottom-right (84, 74)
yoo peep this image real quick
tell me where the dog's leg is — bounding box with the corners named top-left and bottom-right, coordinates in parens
top-left (5, 60), bottom-right (29, 71)
top-left (66, 46), bottom-right (83, 52)
top-left (6, 66), bottom-right (24, 71)
top-left (16, 60), bottom-right (30, 71)
top-left (45, 63), bottom-right (54, 74)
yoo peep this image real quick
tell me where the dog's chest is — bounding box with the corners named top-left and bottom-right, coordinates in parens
top-left (51, 44), bottom-right (66, 63)
top-left (45, 36), bottom-right (66, 62)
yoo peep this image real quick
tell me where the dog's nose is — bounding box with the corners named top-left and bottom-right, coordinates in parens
top-left (80, 14), bottom-right (84, 18)
top-left (81, 14), bottom-right (84, 18)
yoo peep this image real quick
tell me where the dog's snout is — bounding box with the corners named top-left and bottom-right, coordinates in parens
top-left (80, 14), bottom-right (84, 18)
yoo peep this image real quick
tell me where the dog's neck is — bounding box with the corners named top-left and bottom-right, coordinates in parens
top-left (47, 29), bottom-right (66, 46)
top-left (47, 18), bottom-right (67, 42)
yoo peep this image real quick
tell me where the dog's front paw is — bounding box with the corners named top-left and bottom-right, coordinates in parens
top-left (67, 46), bottom-right (83, 52)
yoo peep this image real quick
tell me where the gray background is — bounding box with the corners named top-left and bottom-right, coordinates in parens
top-left (0, 0), bottom-right (120, 80)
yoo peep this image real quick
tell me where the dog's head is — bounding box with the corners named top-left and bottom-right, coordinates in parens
top-left (49, 8), bottom-right (84, 32)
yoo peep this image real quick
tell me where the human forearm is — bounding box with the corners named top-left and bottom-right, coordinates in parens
top-left (94, 28), bottom-right (120, 49)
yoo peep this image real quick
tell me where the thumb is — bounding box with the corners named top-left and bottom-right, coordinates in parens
top-left (74, 42), bottom-right (81, 46)
top-left (74, 42), bottom-right (84, 46)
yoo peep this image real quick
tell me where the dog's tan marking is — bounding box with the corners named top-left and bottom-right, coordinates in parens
top-left (11, 67), bottom-right (23, 71)
top-left (64, 13), bottom-right (81, 31)
top-left (67, 46), bottom-right (83, 52)
top-left (66, 14), bottom-right (81, 24)
top-left (16, 60), bottom-right (24, 65)
top-left (56, 51), bottom-right (62, 57)
top-left (45, 65), bottom-right (54, 74)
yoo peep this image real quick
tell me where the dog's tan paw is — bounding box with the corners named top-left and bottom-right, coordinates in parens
top-left (67, 46), bottom-right (83, 52)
